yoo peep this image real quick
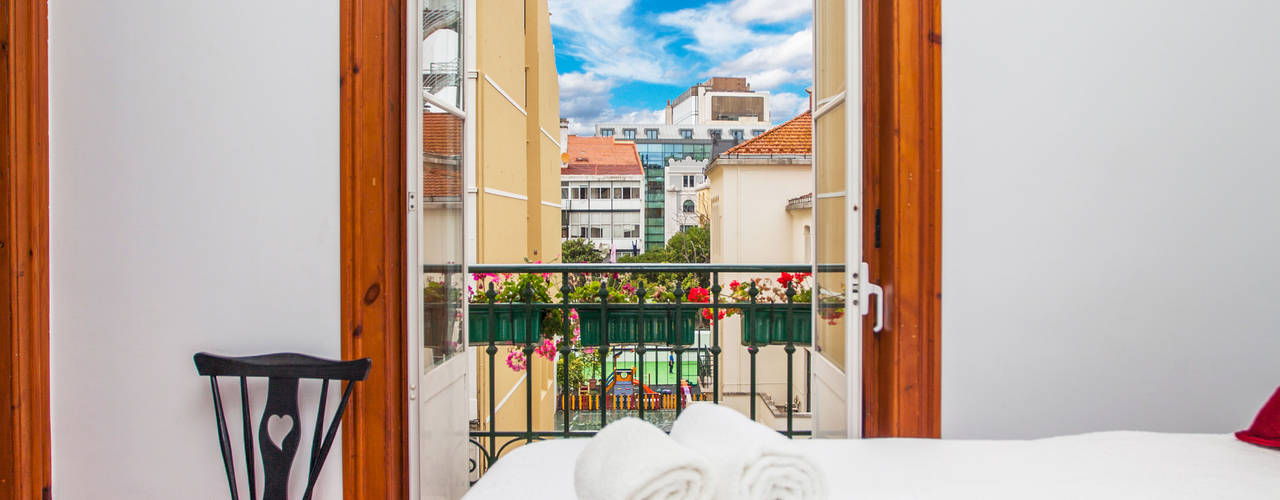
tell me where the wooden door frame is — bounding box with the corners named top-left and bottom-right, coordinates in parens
top-left (339, 0), bottom-right (410, 497)
top-left (861, 0), bottom-right (943, 438)
top-left (0, 0), bottom-right (942, 497)
top-left (0, 0), bottom-right (52, 498)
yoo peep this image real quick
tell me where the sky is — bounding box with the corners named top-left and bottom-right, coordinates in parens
top-left (548, 0), bottom-right (814, 135)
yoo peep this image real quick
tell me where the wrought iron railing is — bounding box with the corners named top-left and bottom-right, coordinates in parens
top-left (464, 263), bottom-right (826, 478)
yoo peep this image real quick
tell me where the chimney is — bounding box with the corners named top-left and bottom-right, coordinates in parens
top-left (559, 118), bottom-right (569, 155)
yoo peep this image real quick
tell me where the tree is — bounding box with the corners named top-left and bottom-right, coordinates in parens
top-left (664, 225), bottom-right (710, 263)
top-left (561, 238), bottom-right (604, 263)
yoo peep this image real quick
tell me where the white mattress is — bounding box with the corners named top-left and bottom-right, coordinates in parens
top-left (463, 432), bottom-right (1280, 499)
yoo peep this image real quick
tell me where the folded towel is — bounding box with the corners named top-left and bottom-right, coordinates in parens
top-left (669, 403), bottom-right (826, 500)
top-left (574, 418), bottom-right (714, 500)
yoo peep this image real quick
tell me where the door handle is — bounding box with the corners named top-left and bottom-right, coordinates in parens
top-left (858, 262), bottom-right (886, 333)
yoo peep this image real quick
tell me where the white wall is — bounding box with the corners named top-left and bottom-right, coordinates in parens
top-left (942, 0), bottom-right (1280, 438)
top-left (50, 0), bottom-right (341, 497)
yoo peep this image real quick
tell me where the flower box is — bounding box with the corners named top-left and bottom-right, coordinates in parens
top-left (466, 304), bottom-right (545, 344)
top-left (740, 304), bottom-right (812, 345)
top-left (576, 308), bottom-right (697, 346)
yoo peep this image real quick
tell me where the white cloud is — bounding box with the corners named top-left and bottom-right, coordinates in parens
top-left (711, 29), bottom-right (813, 90)
top-left (731, 0), bottom-right (813, 24)
top-left (558, 71), bottom-right (663, 135)
top-left (657, 7), bottom-right (783, 56)
top-left (769, 91), bottom-right (810, 120)
top-left (548, 0), bottom-right (677, 83)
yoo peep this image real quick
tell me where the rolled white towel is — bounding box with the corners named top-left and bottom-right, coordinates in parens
top-left (669, 403), bottom-right (826, 500)
top-left (574, 418), bottom-right (714, 500)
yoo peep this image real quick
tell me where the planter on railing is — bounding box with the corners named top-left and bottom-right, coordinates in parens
top-left (740, 304), bottom-right (812, 345)
top-left (467, 304), bottom-right (546, 344)
top-left (577, 308), bottom-right (697, 345)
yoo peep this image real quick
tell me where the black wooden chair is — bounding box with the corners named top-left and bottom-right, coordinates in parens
top-left (194, 352), bottom-right (371, 500)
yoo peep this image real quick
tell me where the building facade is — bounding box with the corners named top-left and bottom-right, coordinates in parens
top-left (561, 136), bottom-right (646, 256)
top-left (663, 157), bottom-right (708, 240)
top-left (665, 76), bottom-right (772, 126)
top-left (594, 77), bottom-right (773, 250)
top-left (705, 110), bottom-right (814, 415)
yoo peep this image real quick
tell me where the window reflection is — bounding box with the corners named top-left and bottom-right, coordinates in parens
top-left (422, 0), bottom-right (465, 370)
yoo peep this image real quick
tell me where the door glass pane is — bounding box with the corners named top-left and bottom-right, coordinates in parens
top-left (421, 0), bottom-right (464, 371)
top-left (814, 106), bottom-right (848, 371)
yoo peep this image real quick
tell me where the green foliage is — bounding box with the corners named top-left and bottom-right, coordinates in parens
top-left (664, 225), bottom-right (710, 263)
top-left (556, 349), bottom-right (602, 390)
top-left (561, 238), bottom-right (604, 263)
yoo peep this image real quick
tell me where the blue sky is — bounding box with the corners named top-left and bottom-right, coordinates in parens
top-left (548, 0), bottom-right (813, 134)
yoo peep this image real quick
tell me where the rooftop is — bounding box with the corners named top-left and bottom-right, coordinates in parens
top-left (422, 112), bottom-right (463, 157)
top-left (721, 111), bottom-right (812, 157)
top-left (563, 136), bottom-right (644, 176)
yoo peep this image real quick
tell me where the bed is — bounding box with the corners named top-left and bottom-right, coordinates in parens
top-left (463, 432), bottom-right (1280, 499)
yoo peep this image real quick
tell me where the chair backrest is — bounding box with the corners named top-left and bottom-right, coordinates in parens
top-left (194, 352), bottom-right (371, 500)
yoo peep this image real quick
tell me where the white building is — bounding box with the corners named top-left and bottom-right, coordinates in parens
top-left (560, 136), bottom-right (646, 256)
top-left (594, 77), bottom-right (774, 250)
top-left (664, 157), bottom-right (708, 240)
top-left (665, 76), bottom-right (772, 126)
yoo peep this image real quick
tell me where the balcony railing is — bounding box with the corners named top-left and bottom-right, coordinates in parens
top-left (465, 263), bottom-right (830, 478)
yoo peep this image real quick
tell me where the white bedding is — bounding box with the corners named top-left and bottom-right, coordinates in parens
top-left (463, 432), bottom-right (1280, 499)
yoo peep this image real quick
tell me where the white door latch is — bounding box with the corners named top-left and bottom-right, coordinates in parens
top-left (857, 262), bottom-right (885, 333)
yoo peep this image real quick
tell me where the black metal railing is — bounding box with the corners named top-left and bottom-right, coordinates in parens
top-left (462, 263), bottom-right (826, 478)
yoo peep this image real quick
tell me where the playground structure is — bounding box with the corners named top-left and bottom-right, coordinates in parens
top-left (558, 368), bottom-right (708, 411)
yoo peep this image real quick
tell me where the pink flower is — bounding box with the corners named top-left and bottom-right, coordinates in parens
top-left (505, 349), bottom-right (527, 371)
top-left (583, 347), bottom-right (596, 355)
top-left (535, 338), bottom-right (557, 361)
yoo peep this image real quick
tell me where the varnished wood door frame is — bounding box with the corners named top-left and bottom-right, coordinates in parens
top-left (0, 0), bottom-right (52, 498)
top-left (339, 0), bottom-right (410, 497)
top-left (862, 0), bottom-right (942, 438)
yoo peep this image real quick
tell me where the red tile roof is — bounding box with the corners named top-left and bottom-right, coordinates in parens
top-left (723, 111), bottom-right (812, 156)
top-left (562, 136), bottom-right (643, 176)
top-left (422, 112), bottom-right (463, 157)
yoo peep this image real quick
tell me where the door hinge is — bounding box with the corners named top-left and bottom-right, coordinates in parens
top-left (408, 191), bottom-right (418, 213)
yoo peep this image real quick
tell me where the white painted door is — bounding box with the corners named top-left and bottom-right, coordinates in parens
top-left (810, 0), bottom-right (863, 438)
top-left (413, 0), bottom-right (471, 498)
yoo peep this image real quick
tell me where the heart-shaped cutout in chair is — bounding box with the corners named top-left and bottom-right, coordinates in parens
top-left (266, 414), bottom-right (294, 450)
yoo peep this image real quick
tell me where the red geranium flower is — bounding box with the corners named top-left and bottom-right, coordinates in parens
top-left (687, 287), bottom-right (710, 303)
top-left (778, 272), bottom-right (795, 288)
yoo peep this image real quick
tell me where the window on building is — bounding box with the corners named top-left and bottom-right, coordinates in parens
top-left (591, 187), bottom-right (611, 199)
top-left (612, 187), bottom-right (639, 199)
top-left (621, 129), bottom-right (636, 139)
top-left (679, 129), bottom-right (693, 139)
top-left (561, 181), bottom-right (569, 200)
top-left (682, 175), bottom-right (696, 188)
top-left (708, 129), bottom-right (722, 140)
top-left (680, 224), bottom-right (697, 232)
top-left (572, 186), bottom-right (589, 199)
top-left (590, 226), bottom-right (604, 238)
top-left (618, 224), bottom-right (641, 238)
top-left (683, 200), bottom-right (696, 213)
top-left (645, 129), bottom-right (659, 139)
top-left (645, 207), bottom-right (663, 218)
top-left (751, 129), bottom-right (766, 136)
top-left (577, 226), bottom-right (588, 238)
top-left (731, 129), bottom-right (744, 141)
top-left (600, 128), bottom-right (614, 137)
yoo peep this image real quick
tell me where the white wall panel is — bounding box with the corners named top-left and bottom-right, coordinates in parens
top-left (50, 0), bottom-right (341, 496)
top-left (943, 0), bottom-right (1280, 438)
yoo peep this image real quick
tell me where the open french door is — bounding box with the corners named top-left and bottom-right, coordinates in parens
top-left (411, 0), bottom-right (471, 498)
top-left (810, 0), bottom-right (865, 438)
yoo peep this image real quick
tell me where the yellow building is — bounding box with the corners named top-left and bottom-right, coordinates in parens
top-left (474, 0), bottom-right (562, 264)
top-left (471, 0), bottom-right (562, 452)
